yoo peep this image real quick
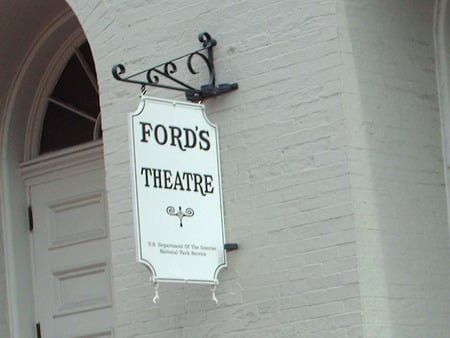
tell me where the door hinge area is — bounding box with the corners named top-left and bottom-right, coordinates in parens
top-left (28, 206), bottom-right (34, 232)
top-left (36, 322), bottom-right (41, 338)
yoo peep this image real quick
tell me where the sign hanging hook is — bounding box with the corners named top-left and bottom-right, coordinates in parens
top-left (211, 281), bottom-right (219, 304)
top-left (152, 278), bottom-right (159, 304)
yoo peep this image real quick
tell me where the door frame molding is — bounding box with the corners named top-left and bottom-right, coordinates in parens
top-left (20, 140), bottom-right (105, 185)
top-left (0, 8), bottom-right (99, 337)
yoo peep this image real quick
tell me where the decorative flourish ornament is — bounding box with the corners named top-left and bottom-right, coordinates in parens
top-left (166, 206), bottom-right (194, 227)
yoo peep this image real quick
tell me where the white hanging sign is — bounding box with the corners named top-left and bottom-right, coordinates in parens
top-left (129, 96), bottom-right (227, 285)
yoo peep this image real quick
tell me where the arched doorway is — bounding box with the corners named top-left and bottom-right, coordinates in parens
top-left (0, 1), bottom-right (113, 337)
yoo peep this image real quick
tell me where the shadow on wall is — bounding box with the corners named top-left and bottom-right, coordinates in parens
top-left (340, 0), bottom-right (450, 336)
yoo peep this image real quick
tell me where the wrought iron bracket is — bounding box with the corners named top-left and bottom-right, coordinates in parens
top-left (112, 32), bottom-right (238, 102)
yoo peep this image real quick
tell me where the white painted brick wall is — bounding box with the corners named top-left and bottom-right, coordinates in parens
top-left (63, 0), bottom-right (450, 337)
top-left (338, 0), bottom-right (450, 337)
top-left (67, 0), bottom-right (363, 336)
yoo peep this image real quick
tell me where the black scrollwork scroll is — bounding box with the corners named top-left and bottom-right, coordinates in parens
top-left (111, 32), bottom-right (238, 102)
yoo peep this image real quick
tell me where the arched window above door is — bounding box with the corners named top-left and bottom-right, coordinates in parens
top-left (39, 41), bottom-right (101, 154)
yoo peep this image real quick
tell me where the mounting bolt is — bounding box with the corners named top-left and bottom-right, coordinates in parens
top-left (224, 243), bottom-right (238, 252)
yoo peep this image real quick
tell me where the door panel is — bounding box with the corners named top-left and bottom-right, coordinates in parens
top-left (31, 167), bottom-right (113, 338)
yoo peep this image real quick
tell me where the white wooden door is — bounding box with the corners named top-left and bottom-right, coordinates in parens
top-left (30, 165), bottom-right (113, 338)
